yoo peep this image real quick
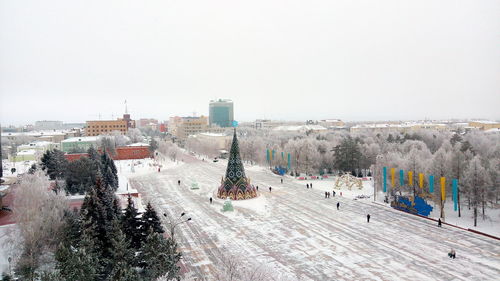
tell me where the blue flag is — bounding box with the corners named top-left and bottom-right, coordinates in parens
top-left (452, 179), bottom-right (458, 211)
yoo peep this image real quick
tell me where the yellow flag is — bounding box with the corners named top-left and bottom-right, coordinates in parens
top-left (408, 171), bottom-right (413, 186)
top-left (440, 177), bottom-right (446, 201)
top-left (391, 168), bottom-right (395, 187)
top-left (419, 173), bottom-right (424, 188)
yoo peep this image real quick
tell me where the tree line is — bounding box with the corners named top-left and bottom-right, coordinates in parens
top-left (36, 146), bottom-right (119, 194)
top-left (185, 127), bottom-right (499, 226)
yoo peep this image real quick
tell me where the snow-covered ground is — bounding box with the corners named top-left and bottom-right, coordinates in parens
top-left (0, 225), bottom-right (17, 275)
top-left (1, 159), bottom-right (36, 177)
top-left (126, 154), bottom-right (500, 281)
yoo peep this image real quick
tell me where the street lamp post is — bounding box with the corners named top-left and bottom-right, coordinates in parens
top-left (163, 212), bottom-right (192, 240)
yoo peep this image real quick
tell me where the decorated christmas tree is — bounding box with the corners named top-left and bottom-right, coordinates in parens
top-left (217, 128), bottom-right (257, 200)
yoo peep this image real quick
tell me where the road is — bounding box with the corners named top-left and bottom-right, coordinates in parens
top-left (129, 155), bottom-right (500, 280)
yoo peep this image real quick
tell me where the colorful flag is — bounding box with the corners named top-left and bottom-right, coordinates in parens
top-left (399, 170), bottom-right (404, 187)
top-left (440, 177), bottom-right (446, 202)
top-left (383, 167), bottom-right (387, 192)
top-left (408, 171), bottom-right (413, 187)
top-left (452, 179), bottom-right (458, 211)
top-left (419, 173), bottom-right (424, 188)
top-left (391, 168), bottom-right (395, 187)
top-left (429, 175), bottom-right (434, 193)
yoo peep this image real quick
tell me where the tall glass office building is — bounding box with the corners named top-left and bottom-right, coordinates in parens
top-left (209, 99), bottom-right (234, 127)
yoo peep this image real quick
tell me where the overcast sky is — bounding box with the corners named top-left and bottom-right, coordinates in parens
top-left (1, 0), bottom-right (499, 126)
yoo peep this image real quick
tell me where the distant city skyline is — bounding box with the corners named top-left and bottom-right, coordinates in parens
top-left (1, 0), bottom-right (499, 126)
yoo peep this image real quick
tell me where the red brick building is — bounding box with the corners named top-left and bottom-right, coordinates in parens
top-left (64, 145), bottom-right (151, 162)
top-left (114, 146), bottom-right (151, 160)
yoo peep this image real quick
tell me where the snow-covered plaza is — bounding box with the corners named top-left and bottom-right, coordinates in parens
top-left (127, 155), bottom-right (500, 281)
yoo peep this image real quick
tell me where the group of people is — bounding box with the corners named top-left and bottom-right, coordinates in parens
top-left (324, 190), bottom-right (337, 198)
top-left (306, 183), bottom-right (313, 189)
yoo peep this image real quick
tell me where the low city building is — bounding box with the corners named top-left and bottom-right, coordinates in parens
top-left (468, 121), bottom-right (500, 131)
top-left (61, 137), bottom-right (99, 153)
top-left (273, 125), bottom-right (327, 133)
top-left (35, 120), bottom-right (63, 130)
top-left (9, 149), bottom-right (37, 162)
top-left (64, 143), bottom-right (151, 161)
top-left (190, 133), bottom-right (232, 150)
top-left (169, 116), bottom-right (209, 141)
top-left (85, 113), bottom-right (135, 136)
top-left (17, 141), bottom-right (60, 152)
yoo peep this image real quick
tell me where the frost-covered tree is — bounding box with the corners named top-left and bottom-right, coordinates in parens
top-left (449, 145), bottom-right (472, 217)
top-left (127, 128), bottom-right (144, 143)
top-left (429, 146), bottom-right (451, 219)
top-left (99, 136), bottom-right (116, 156)
top-left (487, 158), bottom-right (500, 204)
top-left (463, 156), bottom-right (490, 226)
top-left (13, 172), bottom-right (68, 280)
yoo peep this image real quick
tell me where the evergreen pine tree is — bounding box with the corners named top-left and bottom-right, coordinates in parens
top-left (142, 202), bottom-right (164, 236)
top-left (87, 146), bottom-right (101, 163)
top-left (80, 176), bottom-right (121, 269)
top-left (109, 221), bottom-right (140, 281)
top-left (101, 151), bottom-right (119, 190)
top-left (28, 163), bottom-right (37, 174)
top-left (55, 227), bottom-right (101, 281)
top-left (41, 149), bottom-right (68, 180)
top-left (121, 195), bottom-right (142, 250)
top-left (140, 231), bottom-right (181, 280)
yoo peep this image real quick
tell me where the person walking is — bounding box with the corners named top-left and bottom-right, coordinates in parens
top-left (210, 197), bottom-right (213, 204)
top-left (269, 186), bottom-right (272, 192)
top-left (178, 180), bottom-right (181, 186)
top-left (333, 190), bottom-right (336, 197)
top-left (325, 192), bottom-right (328, 198)
top-left (281, 178), bottom-right (283, 184)
top-left (310, 183), bottom-right (313, 188)
top-left (306, 183), bottom-right (309, 189)
top-left (337, 202), bottom-right (340, 210)
top-left (367, 214), bottom-right (371, 223)
top-left (448, 249), bottom-right (456, 259)
top-left (438, 218), bottom-right (442, 227)
top-left (256, 186), bottom-right (259, 191)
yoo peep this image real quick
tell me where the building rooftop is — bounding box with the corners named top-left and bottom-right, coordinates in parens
top-left (61, 136), bottom-right (99, 143)
top-left (20, 141), bottom-right (57, 147)
top-left (471, 120), bottom-right (499, 125)
top-left (126, 142), bottom-right (150, 147)
top-left (273, 125), bottom-right (327, 131)
top-left (3, 130), bottom-right (71, 137)
top-left (17, 149), bottom-right (37, 155)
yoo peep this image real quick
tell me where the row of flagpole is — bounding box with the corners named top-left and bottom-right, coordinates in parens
top-left (266, 149), bottom-right (291, 170)
top-left (382, 167), bottom-right (459, 211)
